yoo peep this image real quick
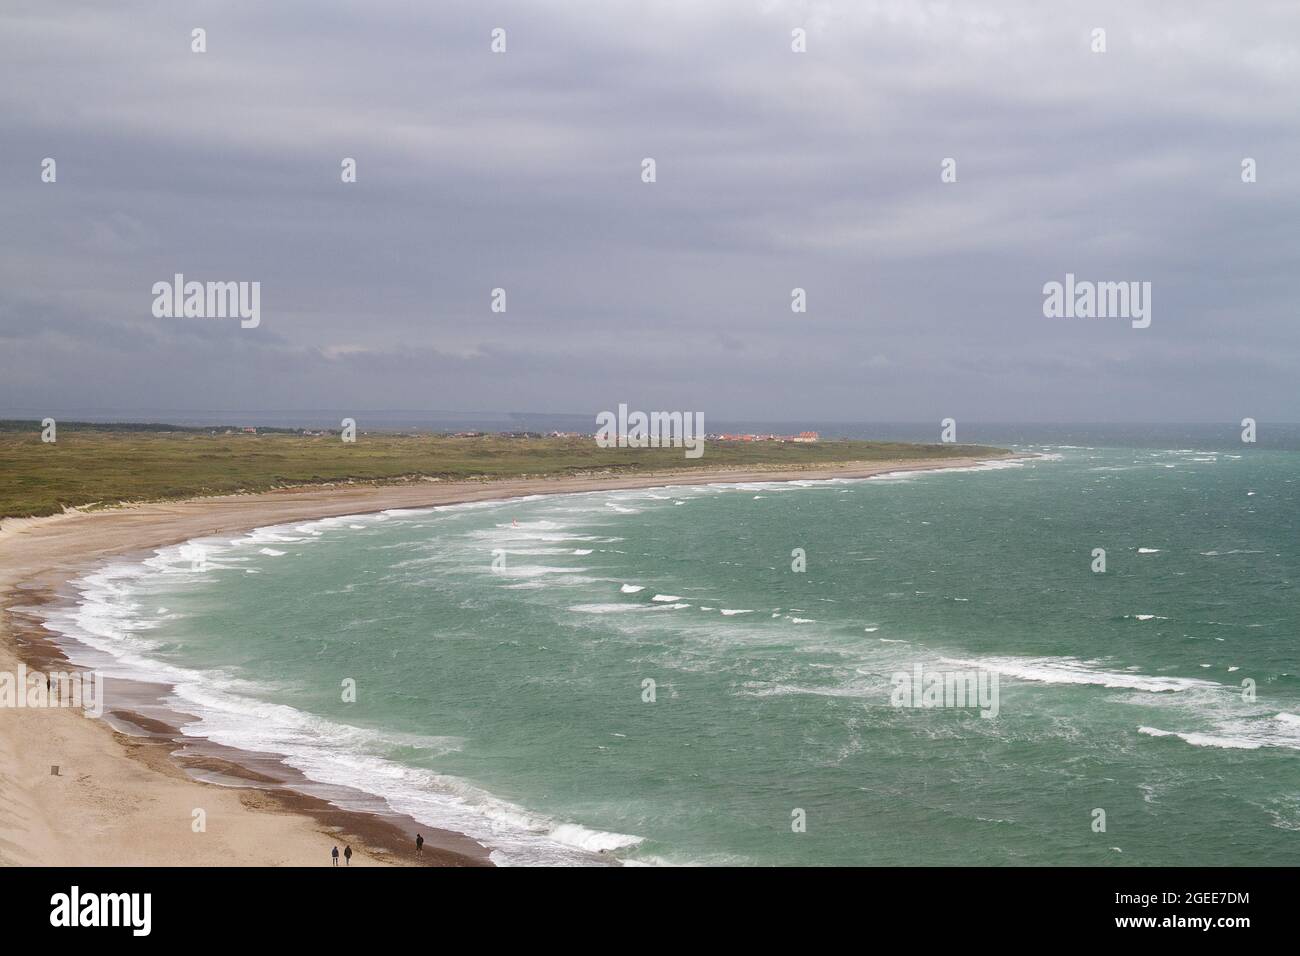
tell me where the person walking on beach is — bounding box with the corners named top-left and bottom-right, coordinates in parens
top-left (331, 846), bottom-right (339, 867)
top-left (343, 845), bottom-right (352, 866)
top-left (416, 833), bottom-right (424, 855)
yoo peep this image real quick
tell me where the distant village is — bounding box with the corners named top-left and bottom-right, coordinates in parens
top-left (712, 431), bottom-right (820, 443)
top-left (216, 427), bottom-right (821, 443)
top-left (530, 431), bottom-right (820, 443)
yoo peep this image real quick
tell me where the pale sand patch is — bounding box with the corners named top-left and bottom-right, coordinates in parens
top-left (0, 455), bottom-right (1010, 866)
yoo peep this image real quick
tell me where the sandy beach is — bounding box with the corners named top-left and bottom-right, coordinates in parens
top-left (0, 456), bottom-right (1005, 867)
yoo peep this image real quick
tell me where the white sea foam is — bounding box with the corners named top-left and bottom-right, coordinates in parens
top-left (1138, 727), bottom-right (1262, 750)
top-left (943, 656), bottom-right (1216, 693)
top-left (570, 603), bottom-right (646, 614)
top-left (234, 529), bottom-right (306, 546)
top-left (495, 565), bottom-right (589, 579)
top-left (1138, 710), bottom-right (1300, 752)
top-left (47, 555), bottom-right (647, 866)
top-left (620, 584), bottom-right (645, 594)
top-left (548, 823), bottom-right (643, 853)
top-left (867, 458), bottom-right (1030, 482)
top-left (737, 681), bottom-right (873, 700)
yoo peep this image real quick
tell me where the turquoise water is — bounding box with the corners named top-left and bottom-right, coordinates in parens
top-left (55, 444), bottom-right (1300, 865)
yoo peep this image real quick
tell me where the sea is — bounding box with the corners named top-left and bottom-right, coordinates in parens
top-left (36, 424), bottom-right (1300, 865)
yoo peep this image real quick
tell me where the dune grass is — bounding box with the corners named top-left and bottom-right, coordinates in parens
top-left (0, 424), bottom-right (1003, 519)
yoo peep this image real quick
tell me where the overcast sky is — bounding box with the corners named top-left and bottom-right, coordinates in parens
top-left (2, 0), bottom-right (1298, 423)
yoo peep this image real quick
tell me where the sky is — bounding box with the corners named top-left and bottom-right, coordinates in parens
top-left (2, 0), bottom-right (1298, 424)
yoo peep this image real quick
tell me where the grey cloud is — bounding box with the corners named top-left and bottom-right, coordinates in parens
top-left (2, 0), bottom-right (1298, 422)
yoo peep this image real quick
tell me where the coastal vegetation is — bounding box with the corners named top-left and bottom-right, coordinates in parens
top-left (0, 423), bottom-right (1003, 519)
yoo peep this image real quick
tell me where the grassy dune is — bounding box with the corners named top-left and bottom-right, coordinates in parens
top-left (0, 425), bottom-right (1004, 519)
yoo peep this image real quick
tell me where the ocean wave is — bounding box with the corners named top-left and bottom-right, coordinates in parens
top-left (942, 656), bottom-right (1216, 693)
top-left (48, 558), bottom-right (647, 866)
top-left (736, 681), bottom-right (875, 700)
top-left (492, 565), bottom-right (590, 579)
top-left (569, 603), bottom-right (647, 614)
top-left (548, 823), bottom-right (643, 853)
top-left (1138, 710), bottom-right (1300, 752)
top-left (1138, 727), bottom-right (1262, 750)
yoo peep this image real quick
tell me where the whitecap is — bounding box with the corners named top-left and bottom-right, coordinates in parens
top-left (942, 656), bottom-right (1215, 693)
top-left (1138, 727), bottom-right (1262, 750)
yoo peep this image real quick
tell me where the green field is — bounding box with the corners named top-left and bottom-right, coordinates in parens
top-left (0, 423), bottom-right (1003, 519)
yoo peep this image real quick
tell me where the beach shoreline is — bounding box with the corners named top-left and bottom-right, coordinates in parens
top-left (0, 454), bottom-right (1016, 867)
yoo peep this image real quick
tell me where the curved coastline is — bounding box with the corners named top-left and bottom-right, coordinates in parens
top-left (0, 454), bottom-right (1021, 867)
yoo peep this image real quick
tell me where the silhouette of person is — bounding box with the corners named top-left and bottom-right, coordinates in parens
top-left (331, 846), bottom-right (339, 867)
top-left (343, 845), bottom-right (352, 866)
top-left (416, 833), bottom-right (424, 855)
